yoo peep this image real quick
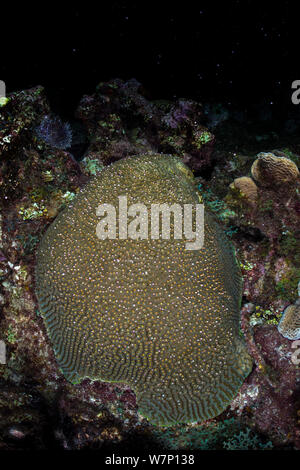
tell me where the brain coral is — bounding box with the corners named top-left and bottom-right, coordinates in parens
top-left (278, 301), bottom-right (300, 340)
top-left (230, 176), bottom-right (258, 205)
top-left (35, 153), bottom-right (252, 426)
top-left (251, 152), bottom-right (299, 187)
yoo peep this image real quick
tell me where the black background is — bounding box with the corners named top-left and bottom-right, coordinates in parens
top-left (1, 1), bottom-right (298, 121)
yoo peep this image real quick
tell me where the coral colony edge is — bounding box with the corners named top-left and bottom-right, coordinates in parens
top-left (0, 80), bottom-right (300, 450)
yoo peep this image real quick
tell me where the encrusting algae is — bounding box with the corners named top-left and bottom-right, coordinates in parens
top-left (35, 153), bottom-right (252, 426)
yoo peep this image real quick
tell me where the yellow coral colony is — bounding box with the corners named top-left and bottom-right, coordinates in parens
top-left (35, 153), bottom-right (252, 426)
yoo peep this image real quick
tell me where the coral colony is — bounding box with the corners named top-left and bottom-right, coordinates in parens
top-left (36, 154), bottom-right (251, 426)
